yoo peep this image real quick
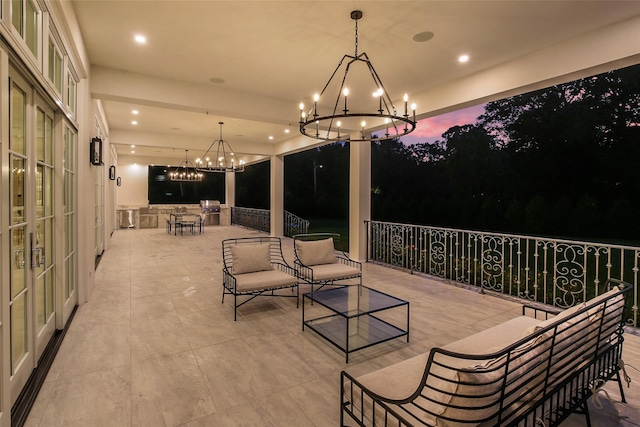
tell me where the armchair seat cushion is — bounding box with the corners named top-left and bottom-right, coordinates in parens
top-left (298, 263), bottom-right (361, 281)
top-left (234, 269), bottom-right (298, 292)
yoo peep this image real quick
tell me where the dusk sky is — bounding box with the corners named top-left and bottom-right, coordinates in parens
top-left (399, 103), bottom-right (486, 145)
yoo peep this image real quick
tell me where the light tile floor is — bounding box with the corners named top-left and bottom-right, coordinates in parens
top-left (24, 226), bottom-right (640, 426)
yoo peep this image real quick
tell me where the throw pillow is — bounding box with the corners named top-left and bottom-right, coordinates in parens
top-left (295, 238), bottom-right (337, 266)
top-left (231, 243), bottom-right (273, 274)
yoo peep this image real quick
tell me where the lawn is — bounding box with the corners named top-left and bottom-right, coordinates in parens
top-left (307, 217), bottom-right (349, 251)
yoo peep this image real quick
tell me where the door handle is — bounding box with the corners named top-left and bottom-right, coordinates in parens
top-left (30, 232), bottom-right (45, 269)
top-left (14, 248), bottom-right (25, 269)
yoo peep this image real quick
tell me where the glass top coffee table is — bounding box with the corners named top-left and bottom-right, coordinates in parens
top-left (302, 285), bottom-right (409, 363)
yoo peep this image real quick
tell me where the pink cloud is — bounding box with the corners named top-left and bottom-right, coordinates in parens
top-left (400, 104), bottom-right (486, 145)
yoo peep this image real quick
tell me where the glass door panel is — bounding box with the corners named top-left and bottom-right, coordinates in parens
top-left (9, 75), bottom-right (32, 397)
top-left (62, 125), bottom-right (77, 320)
top-left (34, 102), bottom-right (55, 359)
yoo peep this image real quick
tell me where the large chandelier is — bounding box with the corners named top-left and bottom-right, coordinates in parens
top-left (196, 122), bottom-right (245, 173)
top-left (299, 10), bottom-right (416, 143)
top-left (169, 150), bottom-right (203, 182)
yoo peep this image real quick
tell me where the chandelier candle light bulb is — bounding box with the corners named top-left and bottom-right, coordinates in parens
top-left (376, 88), bottom-right (384, 113)
top-left (343, 88), bottom-right (349, 114)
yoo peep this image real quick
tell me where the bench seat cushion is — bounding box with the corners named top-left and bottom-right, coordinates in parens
top-left (233, 269), bottom-right (297, 292)
top-left (298, 262), bottom-right (360, 281)
top-left (443, 316), bottom-right (541, 354)
top-left (353, 316), bottom-right (545, 426)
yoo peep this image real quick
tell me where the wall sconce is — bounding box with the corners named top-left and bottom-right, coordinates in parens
top-left (90, 137), bottom-right (103, 165)
top-left (116, 177), bottom-right (122, 186)
top-left (109, 165), bottom-right (116, 180)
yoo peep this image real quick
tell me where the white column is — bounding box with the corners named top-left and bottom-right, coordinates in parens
top-left (270, 155), bottom-right (284, 237)
top-left (225, 171), bottom-right (236, 207)
top-left (349, 138), bottom-right (371, 261)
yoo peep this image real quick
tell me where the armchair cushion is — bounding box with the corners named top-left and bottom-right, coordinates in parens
top-left (234, 269), bottom-right (298, 292)
top-left (295, 238), bottom-right (337, 266)
top-left (297, 263), bottom-right (361, 281)
top-left (231, 243), bottom-right (273, 274)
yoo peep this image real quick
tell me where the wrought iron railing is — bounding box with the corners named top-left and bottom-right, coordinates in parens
top-left (231, 207), bottom-right (270, 233)
top-left (366, 220), bottom-right (640, 327)
top-left (231, 207), bottom-right (309, 237)
top-left (284, 210), bottom-right (310, 237)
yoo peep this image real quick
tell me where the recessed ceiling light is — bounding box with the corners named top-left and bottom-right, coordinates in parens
top-left (134, 34), bottom-right (146, 44)
top-left (284, 129), bottom-right (290, 133)
top-left (131, 121), bottom-right (138, 125)
top-left (458, 54), bottom-right (470, 63)
top-left (132, 110), bottom-right (139, 115)
top-left (131, 150), bottom-right (135, 154)
top-left (131, 145), bottom-right (135, 148)
top-left (269, 136), bottom-right (274, 140)
top-left (413, 31), bottom-right (434, 43)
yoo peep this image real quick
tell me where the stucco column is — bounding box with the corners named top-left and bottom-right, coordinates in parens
top-left (349, 139), bottom-right (371, 261)
top-left (270, 155), bottom-right (284, 236)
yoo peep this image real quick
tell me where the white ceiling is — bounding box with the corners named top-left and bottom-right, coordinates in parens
top-left (70, 1), bottom-right (640, 166)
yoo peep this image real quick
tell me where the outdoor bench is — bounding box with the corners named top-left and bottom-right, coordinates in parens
top-left (341, 279), bottom-right (632, 426)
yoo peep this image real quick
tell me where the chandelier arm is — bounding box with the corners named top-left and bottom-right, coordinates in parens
top-left (199, 140), bottom-right (218, 164)
top-left (360, 52), bottom-right (398, 115)
top-left (325, 58), bottom-right (360, 139)
top-left (216, 141), bottom-right (223, 168)
top-left (306, 54), bottom-right (350, 121)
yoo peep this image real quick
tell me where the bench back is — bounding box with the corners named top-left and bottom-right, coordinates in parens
top-left (397, 280), bottom-right (631, 426)
top-left (222, 237), bottom-right (288, 272)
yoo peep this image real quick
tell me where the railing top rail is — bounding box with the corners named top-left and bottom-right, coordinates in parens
top-left (366, 219), bottom-right (640, 251)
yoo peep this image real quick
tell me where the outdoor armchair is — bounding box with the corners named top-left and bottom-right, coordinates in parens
top-left (293, 233), bottom-right (362, 293)
top-left (222, 236), bottom-right (298, 320)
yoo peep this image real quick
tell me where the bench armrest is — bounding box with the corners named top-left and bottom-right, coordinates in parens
top-left (522, 303), bottom-right (563, 320)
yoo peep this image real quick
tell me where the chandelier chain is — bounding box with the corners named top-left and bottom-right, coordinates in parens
top-left (354, 15), bottom-right (358, 57)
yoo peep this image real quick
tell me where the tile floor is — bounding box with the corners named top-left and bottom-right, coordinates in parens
top-left (24, 226), bottom-right (640, 426)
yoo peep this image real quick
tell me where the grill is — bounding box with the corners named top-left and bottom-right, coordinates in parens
top-left (201, 200), bottom-right (221, 225)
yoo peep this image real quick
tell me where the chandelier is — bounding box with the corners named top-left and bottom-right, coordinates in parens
top-left (298, 10), bottom-right (416, 143)
top-left (169, 150), bottom-right (203, 182)
top-left (196, 122), bottom-right (245, 173)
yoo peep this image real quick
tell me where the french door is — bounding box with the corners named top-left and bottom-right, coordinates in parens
top-left (7, 67), bottom-right (62, 403)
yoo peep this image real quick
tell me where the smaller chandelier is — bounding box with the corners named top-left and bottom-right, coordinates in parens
top-left (196, 122), bottom-right (245, 173)
top-left (169, 150), bottom-right (203, 182)
top-left (299, 10), bottom-right (417, 143)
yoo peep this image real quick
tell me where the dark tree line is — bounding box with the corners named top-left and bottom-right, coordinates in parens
top-left (237, 64), bottom-right (640, 243)
top-left (372, 64), bottom-right (640, 243)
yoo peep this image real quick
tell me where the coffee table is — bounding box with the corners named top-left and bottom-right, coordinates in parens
top-left (302, 285), bottom-right (409, 363)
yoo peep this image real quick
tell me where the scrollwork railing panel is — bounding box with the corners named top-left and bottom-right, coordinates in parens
top-left (366, 220), bottom-right (640, 327)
